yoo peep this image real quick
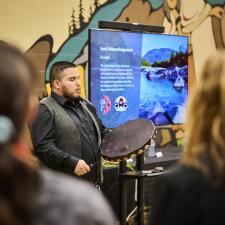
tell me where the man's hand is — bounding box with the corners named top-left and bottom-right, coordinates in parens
top-left (74, 160), bottom-right (90, 176)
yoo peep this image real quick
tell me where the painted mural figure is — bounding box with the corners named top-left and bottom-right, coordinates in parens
top-left (163, 0), bottom-right (182, 35)
top-left (162, 0), bottom-right (225, 81)
top-left (180, 0), bottom-right (224, 79)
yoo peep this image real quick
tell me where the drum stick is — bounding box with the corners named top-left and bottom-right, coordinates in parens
top-left (89, 161), bottom-right (100, 168)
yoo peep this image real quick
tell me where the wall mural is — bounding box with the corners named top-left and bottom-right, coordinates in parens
top-left (1, 0), bottom-right (225, 147)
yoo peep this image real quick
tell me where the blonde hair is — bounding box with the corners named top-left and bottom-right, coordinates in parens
top-left (182, 50), bottom-right (225, 183)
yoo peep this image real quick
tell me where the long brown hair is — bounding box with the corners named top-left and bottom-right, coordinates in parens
top-left (0, 41), bottom-right (39, 225)
top-left (183, 50), bottom-right (225, 183)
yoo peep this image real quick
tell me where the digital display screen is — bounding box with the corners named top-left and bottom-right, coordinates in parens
top-left (89, 29), bottom-right (188, 128)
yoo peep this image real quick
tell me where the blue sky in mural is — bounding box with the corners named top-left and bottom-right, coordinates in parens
top-left (46, 0), bottom-right (130, 81)
top-left (206, 0), bottom-right (225, 5)
top-left (148, 0), bottom-right (164, 10)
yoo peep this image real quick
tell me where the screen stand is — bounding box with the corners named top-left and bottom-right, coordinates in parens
top-left (119, 153), bottom-right (145, 225)
top-left (136, 153), bottom-right (145, 225)
top-left (119, 160), bottom-right (127, 225)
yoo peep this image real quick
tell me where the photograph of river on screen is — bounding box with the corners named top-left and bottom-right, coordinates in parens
top-left (139, 65), bottom-right (188, 125)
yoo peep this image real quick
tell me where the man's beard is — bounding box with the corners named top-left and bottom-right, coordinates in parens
top-left (62, 86), bottom-right (80, 101)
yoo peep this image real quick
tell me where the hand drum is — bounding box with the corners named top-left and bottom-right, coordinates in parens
top-left (100, 119), bottom-right (156, 162)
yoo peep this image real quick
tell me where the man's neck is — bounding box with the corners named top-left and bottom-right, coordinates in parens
top-left (51, 89), bottom-right (62, 97)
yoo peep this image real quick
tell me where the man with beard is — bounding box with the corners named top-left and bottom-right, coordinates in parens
top-left (31, 61), bottom-right (108, 186)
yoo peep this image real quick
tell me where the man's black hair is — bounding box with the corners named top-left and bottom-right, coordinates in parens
top-left (49, 61), bottom-right (76, 87)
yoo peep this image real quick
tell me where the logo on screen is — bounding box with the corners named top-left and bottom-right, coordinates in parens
top-left (114, 96), bottom-right (128, 112)
top-left (100, 95), bottom-right (111, 114)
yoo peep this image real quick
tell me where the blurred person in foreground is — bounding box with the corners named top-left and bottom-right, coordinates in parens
top-left (0, 41), bottom-right (115, 225)
top-left (149, 50), bottom-right (225, 225)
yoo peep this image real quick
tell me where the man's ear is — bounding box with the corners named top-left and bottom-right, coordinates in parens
top-left (53, 79), bottom-right (61, 89)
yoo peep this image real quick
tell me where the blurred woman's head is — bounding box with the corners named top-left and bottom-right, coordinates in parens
top-left (183, 50), bottom-right (225, 183)
top-left (0, 41), bottom-right (39, 225)
top-left (0, 41), bottom-right (32, 141)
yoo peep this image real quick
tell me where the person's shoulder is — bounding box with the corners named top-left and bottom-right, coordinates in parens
top-left (171, 164), bottom-right (204, 182)
top-left (38, 168), bottom-right (100, 203)
top-left (81, 97), bottom-right (93, 107)
top-left (36, 100), bottom-right (52, 117)
top-left (31, 99), bottom-right (52, 125)
top-left (39, 96), bottom-right (59, 116)
top-left (39, 168), bottom-right (98, 197)
top-left (80, 98), bottom-right (97, 111)
top-left (40, 96), bottom-right (56, 106)
top-left (159, 164), bottom-right (205, 193)
top-left (35, 168), bottom-right (115, 225)
top-left (40, 95), bottom-right (50, 103)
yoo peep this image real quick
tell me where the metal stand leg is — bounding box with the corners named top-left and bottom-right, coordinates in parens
top-left (119, 160), bottom-right (127, 225)
top-left (119, 153), bottom-right (145, 225)
top-left (136, 153), bottom-right (144, 225)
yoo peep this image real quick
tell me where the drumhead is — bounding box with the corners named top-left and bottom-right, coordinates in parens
top-left (100, 119), bottom-right (156, 162)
